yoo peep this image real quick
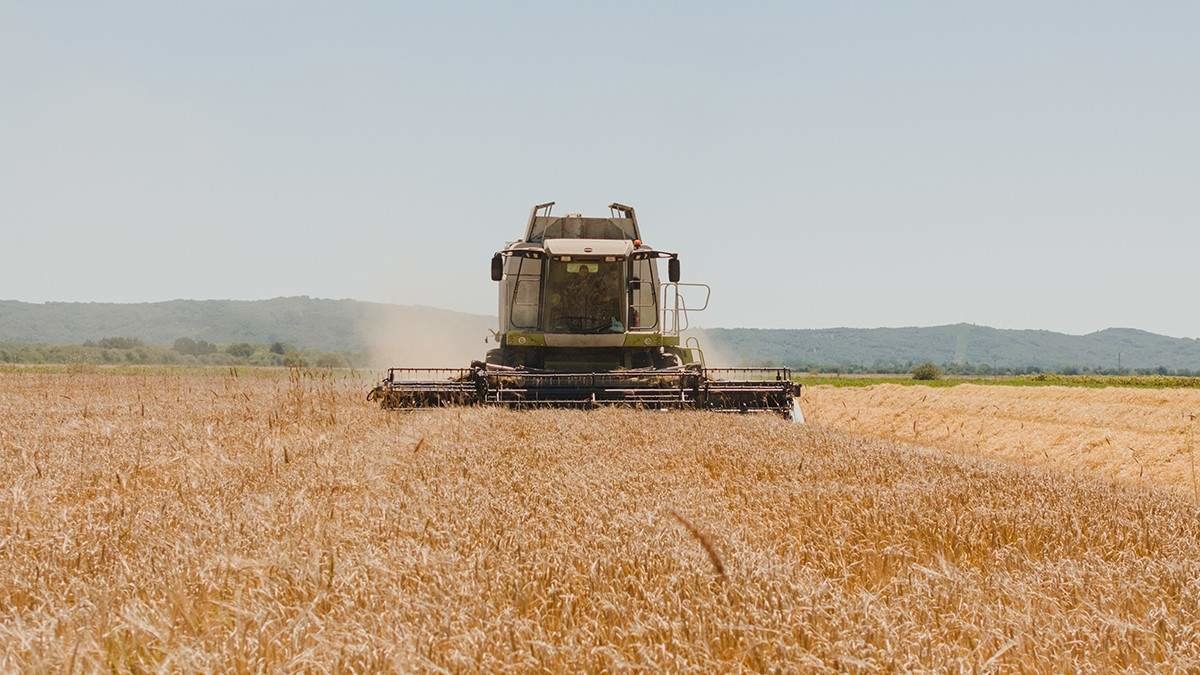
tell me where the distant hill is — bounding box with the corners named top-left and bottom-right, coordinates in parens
top-left (0, 297), bottom-right (495, 365)
top-left (3, 298), bottom-right (1200, 372)
top-left (698, 324), bottom-right (1200, 372)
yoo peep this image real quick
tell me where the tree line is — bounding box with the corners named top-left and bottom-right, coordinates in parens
top-left (2, 337), bottom-right (364, 368)
top-left (777, 359), bottom-right (1200, 377)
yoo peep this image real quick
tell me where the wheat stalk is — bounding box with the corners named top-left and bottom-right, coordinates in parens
top-left (668, 509), bottom-right (727, 580)
top-left (0, 370), bottom-right (1196, 671)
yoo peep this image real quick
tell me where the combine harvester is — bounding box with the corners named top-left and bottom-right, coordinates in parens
top-left (370, 202), bottom-right (801, 420)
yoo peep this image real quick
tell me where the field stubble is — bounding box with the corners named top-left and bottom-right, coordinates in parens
top-left (0, 372), bottom-right (1198, 670)
top-left (804, 383), bottom-right (1200, 494)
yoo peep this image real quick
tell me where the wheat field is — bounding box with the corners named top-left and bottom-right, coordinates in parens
top-left (2, 371), bottom-right (1199, 671)
top-left (804, 383), bottom-right (1200, 495)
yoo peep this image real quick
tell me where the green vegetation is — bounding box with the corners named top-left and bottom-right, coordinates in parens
top-left (6, 297), bottom-right (1200, 376)
top-left (700, 324), bottom-right (1200, 374)
top-left (173, 337), bottom-right (218, 355)
top-left (0, 363), bottom-right (370, 378)
top-left (0, 338), bottom-right (362, 368)
top-left (225, 343), bottom-right (256, 358)
top-left (0, 297), bottom-right (492, 353)
top-left (796, 373), bottom-right (1200, 389)
top-left (86, 337), bottom-right (143, 349)
top-left (911, 362), bottom-right (942, 380)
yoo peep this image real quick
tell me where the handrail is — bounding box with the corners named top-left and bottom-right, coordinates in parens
top-left (660, 282), bottom-right (711, 336)
top-left (685, 336), bottom-right (706, 368)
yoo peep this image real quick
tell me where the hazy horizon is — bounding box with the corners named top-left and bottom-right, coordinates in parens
top-left (5, 294), bottom-right (1196, 340)
top-left (3, 3), bottom-right (1197, 336)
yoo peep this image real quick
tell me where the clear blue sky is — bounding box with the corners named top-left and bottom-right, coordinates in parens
top-left (2, 2), bottom-right (1197, 335)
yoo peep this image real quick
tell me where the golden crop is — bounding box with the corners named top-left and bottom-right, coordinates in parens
top-left (804, 383), bottom-right (1200, 494)
top-left (2, 371), bottom-right (1198, 671)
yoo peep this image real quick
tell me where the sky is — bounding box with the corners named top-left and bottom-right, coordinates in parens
top-left (2, 2), bottom-right (1197, 336)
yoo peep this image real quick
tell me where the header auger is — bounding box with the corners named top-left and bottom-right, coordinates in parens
top-left (369, 202), bottom-right (802, 420)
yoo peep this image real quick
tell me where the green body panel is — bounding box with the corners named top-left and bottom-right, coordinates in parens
top-left (502, 332), bottom-right (681, 349)
top-left (623, 333), bottom-right (662, 347)
top-left (503, 331), bottom-right (548, 347)
top-left (493, 330), bottom-right (700, 370)
top-left (666, 345), bottom-right (697, 365)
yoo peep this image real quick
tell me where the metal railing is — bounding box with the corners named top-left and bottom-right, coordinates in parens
top-left (702, 367), bottom-right (792, 382)
top-left (386, 367), bottom-right (472, 383)
top-left (661, 282), bottom-right (711, 336)
top-left (685, 336), bottom-right (706, 368)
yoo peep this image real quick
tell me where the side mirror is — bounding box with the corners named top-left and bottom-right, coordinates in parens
top-left (668, 257), bottom-right (680, 283)
top-left (491, 254), bottom-right (503, 282)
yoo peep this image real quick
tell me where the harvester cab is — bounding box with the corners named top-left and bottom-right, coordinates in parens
top-left (370, 202), bottom-right (801, 419)
top-left (491, 202), bottom-right (698, 371)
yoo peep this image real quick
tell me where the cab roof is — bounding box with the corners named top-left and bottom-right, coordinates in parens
top-left (523, 201), bottom-right (643, 243)
top-left (526, 216), bottom-right (638, 243)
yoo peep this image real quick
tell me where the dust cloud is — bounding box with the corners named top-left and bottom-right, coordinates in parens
top-left (682, 329), bottom-right (736, 367)
top-left (355, 305), bottom-right (729, 371)
top-left (356, 305), bottom-right (495, 369)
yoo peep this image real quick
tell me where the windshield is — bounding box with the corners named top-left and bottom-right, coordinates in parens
top-left (543, 259), bottom-right (625, 333)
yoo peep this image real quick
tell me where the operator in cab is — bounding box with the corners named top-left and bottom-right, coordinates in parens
top-left (545, 260), bottom-right (625, 333)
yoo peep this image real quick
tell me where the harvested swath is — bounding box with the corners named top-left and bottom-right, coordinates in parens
top-left (804, 383), bottom-right (1200, 493)
top-left (1, 371), bottom-right (1199, 671)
